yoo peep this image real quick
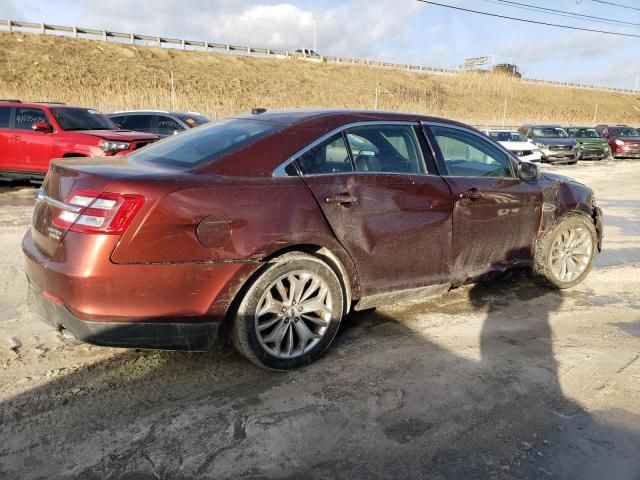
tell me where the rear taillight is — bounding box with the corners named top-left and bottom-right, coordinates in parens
top-left (53, 189), bottom-right (144, 234)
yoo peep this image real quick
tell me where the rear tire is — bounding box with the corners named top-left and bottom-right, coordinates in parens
top-left (232, 252), bottom-right (344, 370)
top-left (532, 213), bottom-right (597, 289)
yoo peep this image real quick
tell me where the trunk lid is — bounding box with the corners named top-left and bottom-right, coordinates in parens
top-left (31, 157), bottom-right (172, 257)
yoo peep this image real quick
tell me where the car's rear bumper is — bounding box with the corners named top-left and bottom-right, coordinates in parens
top-left (27, 283), bottom-right (220, 351)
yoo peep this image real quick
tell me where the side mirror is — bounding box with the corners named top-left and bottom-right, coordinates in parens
top-left (173, 130), bottom-right (181, 135)
top-left (32, 121), bottom-right (53, 133)
top-left (518, 161), bottom-right (540, 181)
top-left (527, 138), bottom-right (533, 143)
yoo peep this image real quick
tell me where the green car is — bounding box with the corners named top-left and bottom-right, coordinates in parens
top-left (565, 126), bottom-right (611, 160)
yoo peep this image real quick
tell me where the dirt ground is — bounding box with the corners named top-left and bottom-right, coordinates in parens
top-left (1, 161), bottom-right (639, 479)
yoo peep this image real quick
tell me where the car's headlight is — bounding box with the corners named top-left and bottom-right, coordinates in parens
top-left (535, 142), bottom-right (546, 149)
top-left (615, 139), bottom-right (625, 146)
top-left (100, 140), bottom-right (131, 152)
top-left (573, 144), bottom-right (580, 150)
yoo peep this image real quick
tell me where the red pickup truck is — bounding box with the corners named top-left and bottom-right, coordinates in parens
top-left (0, 100), bottom-right (159, 181)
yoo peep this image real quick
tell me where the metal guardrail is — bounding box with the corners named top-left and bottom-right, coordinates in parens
top-left (1, 19), bottom-right (638, 95)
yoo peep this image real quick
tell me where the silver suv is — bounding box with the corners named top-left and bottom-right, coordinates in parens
top-left (518, 124), bottom-right (579, 164)
top-left (108, 110), bottom-right (210, 138)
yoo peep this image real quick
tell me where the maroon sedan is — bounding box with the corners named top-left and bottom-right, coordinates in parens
top-left (23, 110), bottom-right (603, 369)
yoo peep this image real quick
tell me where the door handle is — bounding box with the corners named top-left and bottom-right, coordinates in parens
top-left (461, 188), bottom-right (483, 201)
top-left (325, 193), bottom-right (358, 205)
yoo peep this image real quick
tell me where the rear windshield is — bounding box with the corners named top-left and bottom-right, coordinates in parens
top-left (51, 108), bottom-right (117, 131)
top-left (532, 127), bottom-right (569, 138)
top-left (610, 127), bottom-right (639, 137)
top-left (174, 113), bottom-right (211, 128)
top-left (128, 118), bottom-right (282, 168)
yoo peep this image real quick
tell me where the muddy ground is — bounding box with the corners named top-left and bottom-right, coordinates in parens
top-left (1, 161), bottom-right (639, 479)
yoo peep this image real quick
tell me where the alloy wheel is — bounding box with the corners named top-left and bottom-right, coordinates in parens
top-left (549, 225), bottom-right (594, 283)
top-left (255, 270), bottom-right (333, 359)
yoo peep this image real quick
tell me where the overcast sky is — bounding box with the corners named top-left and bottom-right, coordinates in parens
top-left (2, 0), bottom-right (639, 89)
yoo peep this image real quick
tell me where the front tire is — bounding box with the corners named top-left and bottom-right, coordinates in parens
top-left (533, 213), bottom-right (597, 289)
top-left (232, 252), bottom-right (344, 370)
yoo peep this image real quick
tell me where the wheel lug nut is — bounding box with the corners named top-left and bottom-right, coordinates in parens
top-left (298, 307), bottom-right (303, 312)
top-left (282, 307), bottom-right (287, 313)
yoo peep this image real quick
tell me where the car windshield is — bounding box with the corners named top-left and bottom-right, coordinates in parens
top-left (610, 127), bottom-right (640, 137)
top-left (568, 128), bottom-right (599, 138)
top-left (489, 131), bottom-right (526, 142)
top-left (129, 118), bottom-right (283, 169)
top-left (51, 107), bottom-right (117, 131)
top-left (174, 113), bottom-right (211, 128)
top-left (532, 127), bottom-right (569, 138)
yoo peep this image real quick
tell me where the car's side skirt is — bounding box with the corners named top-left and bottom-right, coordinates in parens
top-left (354, 283), bottom-right (451, 311)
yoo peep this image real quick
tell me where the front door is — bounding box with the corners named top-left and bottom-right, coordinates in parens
top-left (425, 123), bottom-right (543, 282)
top-left (296, 123), bottom-right (454, 296)
top-left (14, 107), bottom-right (55, 173)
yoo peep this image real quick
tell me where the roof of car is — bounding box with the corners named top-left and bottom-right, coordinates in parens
top-left (230, 109), bottom-right (468, 127)
top-left (109, 110), bottom-right (206, 116)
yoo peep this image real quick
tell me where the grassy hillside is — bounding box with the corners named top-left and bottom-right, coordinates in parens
top-left (1, 31), bottom-right (639, 126)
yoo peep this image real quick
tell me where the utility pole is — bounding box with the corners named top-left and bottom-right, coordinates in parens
top-left (313, 16), bottom-right (317, 52)
top-left (374, 82), bottom-right (380, 110)
top-left (635, 75), bottom-right (639, 93)
top-left (502, 98), bottom-right (507, 127)
top-left (593, 103), bottom-right (598, 124)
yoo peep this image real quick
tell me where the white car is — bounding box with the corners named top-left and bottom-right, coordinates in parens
top-left (482, 129), bottom-right (542, 162)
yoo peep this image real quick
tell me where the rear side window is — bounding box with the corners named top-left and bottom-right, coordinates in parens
top-left (129, 118), bottom-right (282, 169)
top-left (0, 107), bottom-right (11, 128)
top-left (121, 115), bottom-right (153, 132)
top-left (15, 108), bottom-right (48, 130)
top-left (346, 124), bottom-right (425, 174)
top-left (297, 134), bottom-right (353, 174)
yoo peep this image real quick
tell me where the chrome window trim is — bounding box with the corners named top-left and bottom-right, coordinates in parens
top-left (421, 121), bottom-right (520, 180)
top-left (36, 190), bottom-right (83, 213)
top-left (272, 120), bottom-right (429, 177)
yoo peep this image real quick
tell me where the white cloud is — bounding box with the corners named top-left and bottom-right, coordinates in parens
top-left (498, 31), bottom-right (624, 64)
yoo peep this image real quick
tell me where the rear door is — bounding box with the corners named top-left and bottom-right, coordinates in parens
top-left (424, 122), bottom-right (543, 282)
top-left (14, 107), bottom-right (55, 173)
top-left (294, 122), bottom-right (454, 296)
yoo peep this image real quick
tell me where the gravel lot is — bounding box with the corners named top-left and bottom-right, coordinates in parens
top-left (1, 161), bottom-right (639, 479)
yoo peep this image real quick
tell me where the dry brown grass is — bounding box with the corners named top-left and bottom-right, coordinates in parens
top-left (1, 31), bottom-right (639, 126)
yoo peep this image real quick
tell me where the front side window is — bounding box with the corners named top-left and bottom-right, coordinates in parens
top-left (156, 116), bottom-right (184, 136)
top-left (489, 131), bottom-right (526, 142)
top-left (431, 126), bottom-right (515, 178)
top-left (51, 108), bottom-right (116, 131)
top-left (345, 124), bottom-right (425, 174)
top-left (0, 107), bottom-right (11, 128)
top-left (15, 108), bottom-right (48, 130)
top-left (129, 118), bottom-right (282, 169)
top-left (174, 113), bottom-right (210, 128)
top-left (297, 133), bottom-right (353, 175)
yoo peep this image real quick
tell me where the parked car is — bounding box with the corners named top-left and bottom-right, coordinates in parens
top-left (518, 124), bottom-right (579, 164)
top-left (24, 109), bottom-right (602, 370)
top-left (481, 129), bottom-right (542, 162)
top-left (564, 126), bottom-right (610, 160)
top-left (594, 124), bottom-right (640, 159)
top-left (0, 100), bottom-right (159, 181)
top-left (294, 48), bottom-right (320, 57)
top-left (108, 110), bottom-right (211, 138)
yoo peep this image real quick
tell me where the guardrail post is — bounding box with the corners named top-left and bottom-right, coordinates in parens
top-left (8, 20), bottom-right (12, 33)
top-left (181, 39), bottom-right (186, 50)
top-left (130, 33), bottom-right (134, 45)
top-left (204, 41), bottom-right (209, 51)
top-left (247, 46), bottom-right (251, 55)
top-left (156, 36), bottom-right (161, 47)
top-left (40, 22), bottom-right (45, 34)
top-left (102, 29), bottom-right (107, 42)
top-left (72, 25), bottom-right (78, 38)
top-left (226, 44), bottom-right (230, 52)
